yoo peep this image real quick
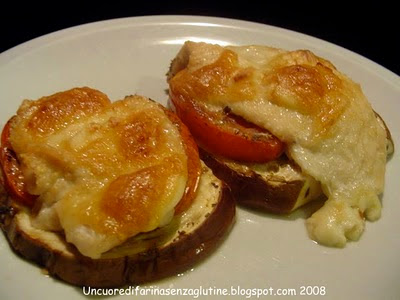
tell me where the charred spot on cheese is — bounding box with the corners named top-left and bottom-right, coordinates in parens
top-left (8, 88), bottom-right (191, 258)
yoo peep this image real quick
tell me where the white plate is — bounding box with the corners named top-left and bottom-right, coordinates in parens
top-left (0, 16), bottom-right (399, 300)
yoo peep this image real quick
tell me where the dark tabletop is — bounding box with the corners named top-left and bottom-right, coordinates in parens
top-left (1, 3), bottom-right (398, 75)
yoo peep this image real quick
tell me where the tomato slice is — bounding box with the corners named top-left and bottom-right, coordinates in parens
top-left (0, 118), bottom-right (37, 207)
top-left (163, 108), bottom-right (201, 215)
top-left (169, 91), bottom-right (285, 163)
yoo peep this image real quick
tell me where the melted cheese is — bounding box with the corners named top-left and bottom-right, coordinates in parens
top-left (169, 41), bottom-right (387, 247)
top-left (10, 87), bottom-right (188, 258)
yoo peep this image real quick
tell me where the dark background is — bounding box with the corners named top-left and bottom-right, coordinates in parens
top-left (0, 3), bottom-right (398, 75)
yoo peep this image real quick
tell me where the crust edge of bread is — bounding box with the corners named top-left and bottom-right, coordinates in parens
top-left (0, 164), bottom-right (235, 287)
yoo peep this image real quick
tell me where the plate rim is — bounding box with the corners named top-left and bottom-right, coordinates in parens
top-left (1, 15), bottom-right (399, 88)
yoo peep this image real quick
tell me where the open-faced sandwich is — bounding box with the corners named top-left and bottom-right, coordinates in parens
top-left (167, 41), bottom-right (394, 247)
top-left (0, 87), bottom-right (235, 287)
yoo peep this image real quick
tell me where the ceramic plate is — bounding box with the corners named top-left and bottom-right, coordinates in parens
top-left (0, 16), bottom-right (399, 299)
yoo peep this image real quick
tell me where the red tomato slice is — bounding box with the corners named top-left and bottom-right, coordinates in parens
top-left (0, 118), bottom-right (37, 207)
top-left (169, 92), bottom-right (285, 163)
top-left (163, 108), bottom-right (201, 215)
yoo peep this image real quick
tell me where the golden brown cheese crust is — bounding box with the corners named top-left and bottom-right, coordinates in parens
top-left (9, 88), bottom-right (189, 258)
top-left (23, 87), bottom-right (110, 136)
top-left (170, 50), bottom-right (257, 104)
top-left (263, 61), bottom-right (346, 136)
top-left (169, 41), bottom-right (388, 247)
top-left (170, 45), bottom-right (349, 140)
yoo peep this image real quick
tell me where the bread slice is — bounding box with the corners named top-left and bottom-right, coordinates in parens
top-left (200, 150), bottom-right (323, 214)
top-left (0, 163), bottom-right (235, 287)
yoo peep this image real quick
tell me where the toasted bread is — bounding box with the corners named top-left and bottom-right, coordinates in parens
top-left (199, 150), bottom-right (322, 214)
top-left (0, 163), bottom-right (235, 287)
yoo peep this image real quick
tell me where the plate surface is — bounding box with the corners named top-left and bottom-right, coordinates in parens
top-left (0, 16), bottom-right (399, 300)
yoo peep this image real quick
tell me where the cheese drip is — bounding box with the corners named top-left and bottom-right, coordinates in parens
top-left (169, 42), bottom-right (387, 247)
